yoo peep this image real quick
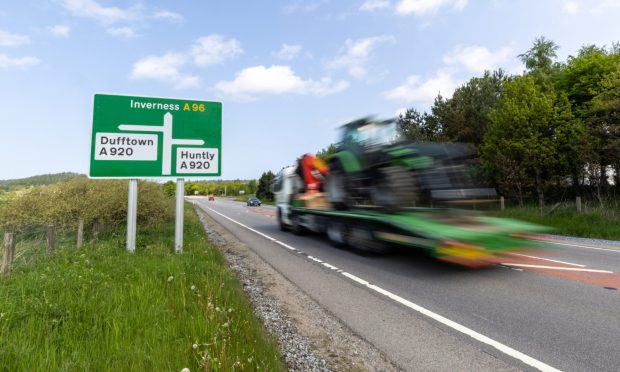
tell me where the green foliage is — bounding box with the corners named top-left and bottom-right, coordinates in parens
top-left (0, 172), bottom-right (84, 191)
top-left (316, 144), bottom-right (338, 162)
top-left (183, 180), bottom-right (257, 197)
top-left (396, 108), bottom-right (442, 142)
top-left (256, 171), bottom-right (275, 201)
top-left (0, 206), bottom-right (284, 371)
top-left (0, 179), bottom-right (174, 231)
top-left (481, 76), bottom-right (586, 204)
top-left (493, 201), bottom-right (620, 240)
top-left (518, 36), bottom-right (561, 88)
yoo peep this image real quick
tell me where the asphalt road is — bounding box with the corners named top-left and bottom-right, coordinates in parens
top-left (191, 197), bottom-right (620, 372)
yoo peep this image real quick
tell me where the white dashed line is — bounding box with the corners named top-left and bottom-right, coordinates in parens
top-left (200, 203), bottom-right (561, 372)
top-left (501, 263), bottom-right (613, 273)
top-left (536, 240), bottom-right (620, 253)
top-left (507, 253), bottom-right (586, 267)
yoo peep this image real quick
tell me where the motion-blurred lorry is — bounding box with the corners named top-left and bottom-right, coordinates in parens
top-left (272, 117), bottom-right (548, 266)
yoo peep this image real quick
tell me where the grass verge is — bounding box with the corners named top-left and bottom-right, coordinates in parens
top-left (490, 202), bottom-right (620, 240)
top-left (0, 204), bottom-right (284, 371)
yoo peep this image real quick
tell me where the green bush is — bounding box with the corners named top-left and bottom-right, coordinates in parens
top-left (0, 179), bottom-right (174, 231)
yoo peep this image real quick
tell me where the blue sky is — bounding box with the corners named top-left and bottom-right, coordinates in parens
top-left (1, 0), bottom-right (619, 180)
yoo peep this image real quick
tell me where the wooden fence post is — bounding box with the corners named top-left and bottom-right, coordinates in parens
top-left (92, 220), bottom-right (99, 243)
top-left (77, 219), bottom-right (84, 248)
top-left (46, 225), bottom-right (55, 256)
top-left (2, 233), bottom-right (16, 276)
top-left (576, 196), bottom-right (582, 214)
top-left (500, 196), bottom-right (505, 211)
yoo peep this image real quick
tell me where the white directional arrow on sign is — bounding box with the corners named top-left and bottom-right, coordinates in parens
top-left (118, 112), bottom-right (204, 175)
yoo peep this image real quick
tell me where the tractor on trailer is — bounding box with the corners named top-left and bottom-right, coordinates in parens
top-left (272, 117), bottom-right (549, 266)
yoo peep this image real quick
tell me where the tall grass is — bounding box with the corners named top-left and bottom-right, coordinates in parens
top-left (0, 205), bottom-right (284, 371)
top-left (492, 200), bottom-right (620, 240)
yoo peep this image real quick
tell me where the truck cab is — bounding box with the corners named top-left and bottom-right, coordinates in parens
top-left (271, 166), bottom-right (300, 230)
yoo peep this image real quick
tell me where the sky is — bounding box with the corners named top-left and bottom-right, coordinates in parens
top-left (1, 0), bottom-right (619, 181)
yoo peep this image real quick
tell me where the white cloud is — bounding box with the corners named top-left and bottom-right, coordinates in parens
top-left (395, 0), bottom-right (468, 15)
top-left (395, 107), bottom-right (408, 117)
top-left (562, 1), bottom-right (580, 14)
top-left (151, 10), bottom-right (184, 23)
top-left (328, 35), bottom-right (395, 78)
top-left (593, 0), bottom-right (620, 12)
top-left (191, 35), bottom-right (243, 67)
top-left (130, 53), bottom-right (200, 90)
top-left (48, 25), bottom-right (70, 38)
top-left (384, 70), bottom-right (461, 105)
top-left (61, 0), bottom-right (138, 25)
top-left (560, 0), bottom-right (620, 14)
top-left (0, 30), bottom-right (30, 47)
top-left (106, 27), bottom-right (137, 38)
top-left (60, 0), bottom-right (183, 27)
top-left (284, 0), bottom-right (328, 13)
top-left (273, 44), bottom-right (303, 60)
top-left (360, 0), bottom-right (391, 11)
top-left (443, 45), bottom-right (514, 74)
top-left (0, 54), bottom-right (40, 69)
top-left (215, 65), bottom-right (349, 98)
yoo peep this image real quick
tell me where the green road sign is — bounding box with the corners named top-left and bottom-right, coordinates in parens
top-left (90, 94), bottom-right (222, 178)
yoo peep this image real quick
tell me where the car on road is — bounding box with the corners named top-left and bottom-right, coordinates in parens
top-left (208, 195), bottom-right (215, 201)
top-left (247, 197), bottom-right (261, 206)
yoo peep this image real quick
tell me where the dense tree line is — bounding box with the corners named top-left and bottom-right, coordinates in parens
top-left (0, 172), bottom-right (84, 192)
top-left (397, 37), bottom-right (620, 207)
top-left (171, 179), bottom-right (258, 197)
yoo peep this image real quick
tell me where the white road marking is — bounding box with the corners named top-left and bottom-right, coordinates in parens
top-left (501, 263), bottom-right (613, 273)
top-left (536, 240), bottom-right (620, 253)
top-left (198, 202), bottom-right (561, 372)
top-left (508, 253), bottom-right (586, 267)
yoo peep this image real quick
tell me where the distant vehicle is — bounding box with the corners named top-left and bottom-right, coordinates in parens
top-left (247, 197), bottom-right (261, 206)
top-left (208, 195), bottom-right (215, 201)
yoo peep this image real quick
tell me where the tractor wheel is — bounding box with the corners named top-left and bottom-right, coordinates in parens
top-left (370, 166), bottom-right (417, 211)
top-left (327, 160), bottom-right (350, 210)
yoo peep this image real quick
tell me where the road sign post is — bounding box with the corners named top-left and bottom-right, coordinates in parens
top-left (90, 94), bottom-right (222, 252)
top-left (127, 179), bottom-right (138, 253)
top-left (175, 178), bottom-right (184, 253)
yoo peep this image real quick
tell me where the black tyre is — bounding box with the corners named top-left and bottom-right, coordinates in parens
top-left (370, 166), bottom-right (417, 211)
top-left (326, 220), bottom-right (348, 248)
top-left (291, 213), bottom-right (304, 235)
top-left (327, 160), bottom-right (349, 210)
top-left (277, 208), bottom-right (289, 232)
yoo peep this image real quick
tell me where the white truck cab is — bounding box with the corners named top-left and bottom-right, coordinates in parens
top-left (271, 166), bottom-right (300, 230)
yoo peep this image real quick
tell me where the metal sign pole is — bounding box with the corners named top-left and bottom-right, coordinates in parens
top-left (175, 178), bottom-right (185, 253)
top-left (127, 179), bottom-right (138, 253)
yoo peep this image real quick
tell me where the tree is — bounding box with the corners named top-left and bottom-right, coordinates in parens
top-left (481, 76), bottom-right (584, 211)
top-left (518, 36), bottom-right (561, 88)
top-left (316, 144), bottom-right (338, 162)
top-left (590, 65), bottom-right (620, 187)
top-left (256, 171), bottom-right (275, 201)
top-left (429, 70), bottom-right (509, 146)
top-left (519, 36), bottom-right (559, 72)
top-left (396, 108), bottom-right (442, 142)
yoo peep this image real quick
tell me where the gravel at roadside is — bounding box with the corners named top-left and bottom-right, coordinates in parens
top-left (193, 204), bottom-right (401, 372)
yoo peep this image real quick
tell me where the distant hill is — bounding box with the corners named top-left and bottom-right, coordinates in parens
top-left (0, 172), bottom-right (85, 191)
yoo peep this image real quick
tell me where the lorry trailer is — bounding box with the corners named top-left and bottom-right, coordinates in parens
top-left (273, 166), bottom-right (549, 267)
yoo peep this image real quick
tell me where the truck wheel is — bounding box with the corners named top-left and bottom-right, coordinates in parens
top-left (291, 214), bottom-right (304, 235)
top-left (370, 166), bottom-right (416, 211)
top-left (349, 226), bottom-right (391, 254)
top-left (327, 161), bottom-right (349, 210)
top-left (326, 220), bottom-right (348, 248)
top-left (277, 208), bottom-right (289, 232)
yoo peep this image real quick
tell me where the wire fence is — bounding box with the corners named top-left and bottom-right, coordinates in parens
top-left (1, 220), bottom-right (104, 277)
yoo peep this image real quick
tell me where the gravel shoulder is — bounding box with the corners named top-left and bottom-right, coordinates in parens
top-left (193, 204), bottom-right (401, 372)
